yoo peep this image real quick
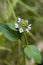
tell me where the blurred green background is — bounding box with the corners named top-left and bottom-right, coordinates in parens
top-left (0, 0), bottom-right (43, 65)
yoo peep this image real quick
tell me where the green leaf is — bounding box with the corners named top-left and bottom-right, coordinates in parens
top-left (0, 46), bottom-right (12, 52)
top-left (7, 22), bottom-right (17, 31)
top-left (0, 23), bottom-right (21, 41)
top-left (24, 45), bottom-right (42, 64)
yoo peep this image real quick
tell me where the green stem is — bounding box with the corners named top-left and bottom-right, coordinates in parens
top-left (24, 32), bottom-right (28, 46)
top-left (18, 0), bottom-right (40, 17)
top-left (18, 39), bottom-right (21, 65)
top-left (21, 34), bottom-right (26, 65)
top-left (28, 31), bottom-right (37, 41)
top-left (23, 32), bottom-right (28, 65)
top-left (7, 0), bottom-right (17, 20)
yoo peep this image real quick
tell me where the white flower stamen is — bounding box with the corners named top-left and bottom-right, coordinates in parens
top-left (15, 23), bottom-right (19, 28)
top-left (19, 28), bottom-right (24, 33)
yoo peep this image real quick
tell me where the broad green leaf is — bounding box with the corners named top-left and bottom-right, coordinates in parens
top-left (0, 23), bottom-right (21, 41)
top-left (24, 45), bottom-right (42, 64)
top-left (7, 22), bottom-right (17, 31)
top-left (0, 46), bottom-right (12, 52)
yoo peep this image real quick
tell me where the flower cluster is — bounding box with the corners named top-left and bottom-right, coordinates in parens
top-left (14, 18), bottom-right (31, 33)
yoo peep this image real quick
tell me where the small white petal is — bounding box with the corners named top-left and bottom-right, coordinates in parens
top-left (25, 20), bottom-right (28, 24)
top-left (15, 23), bottom-right (19, 28)
top-left (28, 27), bottom-right (31, 30)
top-left (28, 24), bottom-right (32, 27)
top-left (18, 18), bottom-right (22, 23)
top-left (25, 28), bottom-right (29, 32)
top-left (28, 24), bottom-right (31, 30)
top-left (19, 28), bottom-right (24, 33)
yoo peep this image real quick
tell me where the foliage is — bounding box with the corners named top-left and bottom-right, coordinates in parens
top-left (0, 0), bottom-right (43, 65)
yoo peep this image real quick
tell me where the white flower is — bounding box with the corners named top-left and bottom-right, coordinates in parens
top-left (28, 24), bottom-right (31, 30)
top-left (28, 24), bottom-right (32, 27)
top-left (25, 20), bottom-right (28, 24)
top-left (25, 24), bottom-right (31, 32)
top-left (17, 18), bottom-right (22, 23)
top-left (15, 23), bottom-right (19, 28)
top-left (25, 28), bottom-right (29, 32)
top-left (19, 28), bottom-right (24, 33)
